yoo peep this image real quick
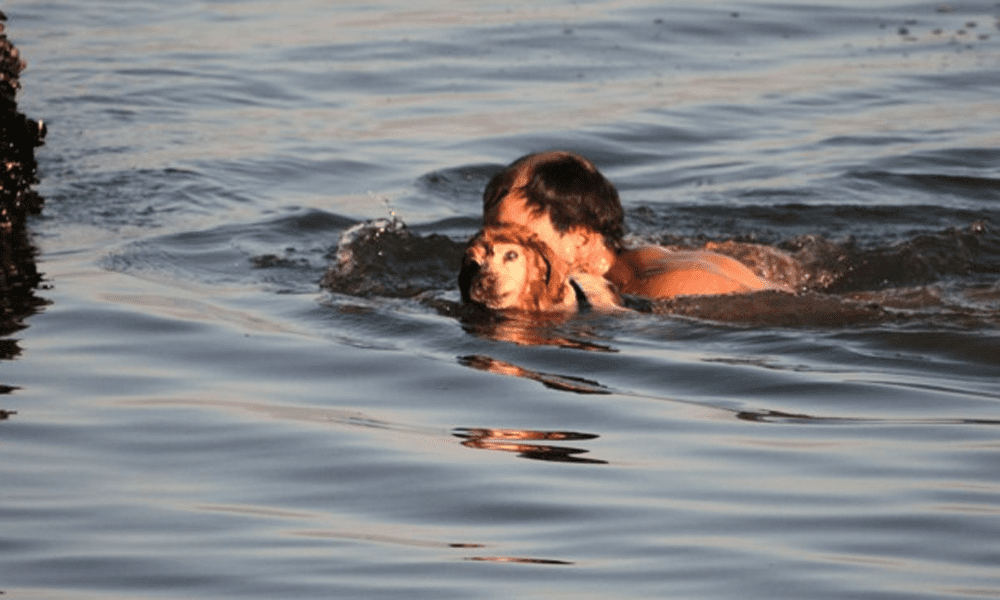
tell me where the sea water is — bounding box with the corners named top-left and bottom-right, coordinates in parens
top-left (3, 1), bottom-right (1000, 598)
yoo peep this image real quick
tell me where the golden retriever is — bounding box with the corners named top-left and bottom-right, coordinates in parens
top-left (459, 224), bottom-right (622, 313)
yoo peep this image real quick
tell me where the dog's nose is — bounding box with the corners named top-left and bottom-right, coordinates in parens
top-left (458, 256), bottom-right (481, 303)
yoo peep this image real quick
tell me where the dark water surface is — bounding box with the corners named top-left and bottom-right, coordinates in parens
top-left (4, 1), bottom-right (1000, 598)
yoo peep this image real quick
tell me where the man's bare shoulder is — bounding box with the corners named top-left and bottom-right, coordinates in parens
top-left (610, 246), bottom-right (785, 298)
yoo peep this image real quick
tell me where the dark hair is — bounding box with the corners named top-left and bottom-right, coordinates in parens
top-left (483, 151), bottom-right (625, 249)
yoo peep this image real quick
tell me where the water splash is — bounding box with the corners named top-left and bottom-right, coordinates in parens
top-left (321, 217), bottom-right (466, 298)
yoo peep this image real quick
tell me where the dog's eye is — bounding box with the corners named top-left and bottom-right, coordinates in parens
top-left (503, 250), bottom-right (519, 262)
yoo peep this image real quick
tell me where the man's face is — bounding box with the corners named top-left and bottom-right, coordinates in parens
top-left (488, 191), bottom-right (587, 269)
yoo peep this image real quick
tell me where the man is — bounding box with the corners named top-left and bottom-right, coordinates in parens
top-left (475, 150), bottom-right (781, 301)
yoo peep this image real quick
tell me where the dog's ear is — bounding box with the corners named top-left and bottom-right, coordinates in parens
top-left (458, 254), bottom-right (479, 303)
top-left (517, 234), bottom-right (569, 311)
top-left (459, 231), bottom-right (488, 304)
top-left (539, 238), bottom-right (570, 306)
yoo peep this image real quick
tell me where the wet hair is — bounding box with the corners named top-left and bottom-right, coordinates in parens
top-left (482, 151), bottom-right (625, 250)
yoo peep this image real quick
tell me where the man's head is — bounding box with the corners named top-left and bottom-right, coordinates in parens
top-left (482, 151), bottom-right (625, 263)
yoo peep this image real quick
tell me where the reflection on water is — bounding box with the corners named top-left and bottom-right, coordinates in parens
top-left (459, 313), bottom-right (622, 350)
top-left (454, 427), bottom-right (607, 465)
top-left (295, 528), bottom-right (489, 552)
top-left (465, 556), bottom-right (573, 565)
top-left (459, 355), bottom-right (612, 394)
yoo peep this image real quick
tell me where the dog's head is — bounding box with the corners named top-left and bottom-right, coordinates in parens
top-left (458, 225), bottom-right (575, 312)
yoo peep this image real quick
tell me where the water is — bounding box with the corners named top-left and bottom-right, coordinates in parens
top-left (3, 1), bottom-right (1000, 598)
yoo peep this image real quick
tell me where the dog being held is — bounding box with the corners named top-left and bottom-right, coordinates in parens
top-left (459, 224), bottom-right (622, 313)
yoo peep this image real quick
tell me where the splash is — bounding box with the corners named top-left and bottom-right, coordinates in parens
top-left (321, 217), bottom-right (466, 299)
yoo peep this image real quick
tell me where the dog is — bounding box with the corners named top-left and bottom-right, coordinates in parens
top-left (459, 224), bottom-right (622, 313)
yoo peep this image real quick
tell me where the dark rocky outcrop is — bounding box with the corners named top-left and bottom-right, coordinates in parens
top-left (0, 11), bottom-right (47, 355)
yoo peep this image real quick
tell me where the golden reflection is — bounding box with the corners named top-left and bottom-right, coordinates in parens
top-left (460, 305), bottom-right (618, 351)
top-left (458, 354), bottom-right (612, 394)
top-left (465, 556), bottom-right (573, 565)
top-left (454, 427), bottom-right (607, 465)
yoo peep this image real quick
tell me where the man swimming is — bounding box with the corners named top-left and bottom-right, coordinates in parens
top-left (472, 150), bottom-right (783, 301)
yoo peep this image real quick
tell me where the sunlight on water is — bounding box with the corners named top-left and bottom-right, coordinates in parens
top-left (3, 0), bottom-right (1000, 599)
